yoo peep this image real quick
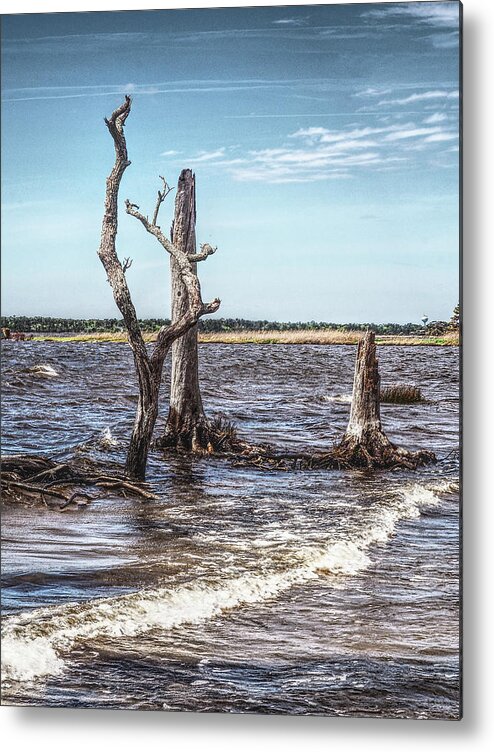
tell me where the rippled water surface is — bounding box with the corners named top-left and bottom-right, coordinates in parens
top-left (1, 342), bottom-right (460, 718)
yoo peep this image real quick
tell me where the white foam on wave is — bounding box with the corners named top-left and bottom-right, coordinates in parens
top-left (0, 481), bottom-right (444, 685)
top-left (1, 635), bottom-right (64, 681)
top-left (27, 364), bottom-right (59, 377)
top-left (322, 394), bottom-right (352, 404)
top-left (426, 478), bottom-right (460, 495)
top-left (98, 426), bottom-right (119, 449)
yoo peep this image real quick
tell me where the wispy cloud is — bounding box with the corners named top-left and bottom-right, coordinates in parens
top-left (423, 132), bottom-right (458, 143)
top-left (355, 86), bottom-right (393, 99)
top-left (377, 90), bottom-right (459, 107)
top-left (2, 31), bottom-right (152, 55)
top-left (363, 2), bottom-right (460, 28)
top-left (3, 13), bottom-right (458, 61)
top-left (424, 112), bottom-right (449, 124)
top-left (9, 77), bottom-right (451, 107)
top-left (187, 148), bottom-right (227, 163)
top-left (1, 78), bottom-right (304, 103)
top-left (272, 18), bottom-right (308, 27)
top-left (384, 126), bottom-right (444, 141)
top-left (0, 25), bottom-right (365, 55)
top-left (179, 118), bottom-right (457, 184)
top-left (362, 2), bottom-right (460, 49)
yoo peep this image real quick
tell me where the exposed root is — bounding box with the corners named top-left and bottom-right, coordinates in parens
top-left (212, 441), bottom-right (434, 472)
top-left (328, 432), bottom-right (436, 470)
top-left (156, 417), bottom-right (215, 454)
top-left (155, 413), bottom-right (435, 473)
top-left (1, 455), bottom-right (157, 508)
top-left (158, 414), bottom-right (249, 456)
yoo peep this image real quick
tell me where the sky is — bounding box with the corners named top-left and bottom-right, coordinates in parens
top-left (1, 1), bottom-right (461, 323)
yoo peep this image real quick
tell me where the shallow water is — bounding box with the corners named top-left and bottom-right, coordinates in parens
top-left (1, 342), bottom-right (460, 718)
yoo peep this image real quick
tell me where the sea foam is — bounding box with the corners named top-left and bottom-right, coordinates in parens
top-left (0, 481), bottom-right (447, 685)
top-left (26, 364), bottom-right (59, 378)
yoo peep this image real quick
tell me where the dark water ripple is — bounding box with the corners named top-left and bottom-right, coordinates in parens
top-left (1, 341), bottom-right (460, 718)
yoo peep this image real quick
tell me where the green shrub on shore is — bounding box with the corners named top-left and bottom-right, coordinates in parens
top-left (0, 315), bottom-right (434, 336)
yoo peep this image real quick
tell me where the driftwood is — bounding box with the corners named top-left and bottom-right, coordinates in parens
top-left (98, 96), bottom-right (220, 481)
top-left (1, 455), bottom-right (157, 509)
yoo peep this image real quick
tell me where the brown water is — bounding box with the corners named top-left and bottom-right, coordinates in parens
top-left (0, 342), bottom-right (460, 718)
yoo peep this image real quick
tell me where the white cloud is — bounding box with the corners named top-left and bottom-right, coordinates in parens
top-left (181, 117), bottom-right (457, 184)
top-left (160, 149), bottom-right (180, 157)
top-left (378, 90), bottom-right (459, 106)
top-left (424, 113), bottom-right (448, 124)
top-left (272, 18), bottom-right (307, 27)
top-left (1, 79), bottom-right (298, 103)
top-left (385, 127), bottom-right (443, 141)
top-left (187, 148), bottom-right (227, 163)
top-left (363, 3), bottom-right (460, 29)
top-left (361, 3), bottom-right (459, 50)
top-left (423, 132), bottom-right (458, 143)
top-left (355, 87), bottom-right (393, 98)
top-left (290, 126), bottom-right (331, 139)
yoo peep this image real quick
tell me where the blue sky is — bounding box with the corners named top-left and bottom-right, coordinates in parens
top-left (1, 2), bottom-right (460, 323)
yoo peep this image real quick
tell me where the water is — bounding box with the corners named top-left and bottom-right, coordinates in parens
top-left (0, 341), bottom-right (460, 718)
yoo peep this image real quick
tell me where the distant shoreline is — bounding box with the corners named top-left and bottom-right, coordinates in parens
top-left (11, 330), bottom-right (459, 346)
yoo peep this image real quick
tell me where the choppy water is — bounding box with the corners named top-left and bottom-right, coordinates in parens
top-left (1, 341), bottom-right (460, 718)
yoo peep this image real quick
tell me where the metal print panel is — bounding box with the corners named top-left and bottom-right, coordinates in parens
top-left (1, 1), bottom-right (462, 719)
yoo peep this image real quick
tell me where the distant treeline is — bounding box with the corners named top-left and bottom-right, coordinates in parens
top-left (1, 316), bottom-right (450, 335)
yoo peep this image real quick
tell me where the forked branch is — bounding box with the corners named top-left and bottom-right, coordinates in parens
top-left (124, 198), bottom-right (220, 320)
top-left (152, 176), bottom-right (174, 226)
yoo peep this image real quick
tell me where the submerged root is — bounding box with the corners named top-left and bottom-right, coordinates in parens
top-left (329, 431), bottom-right (436, 470)
top-left (157, 414), bottom-right (248, 456)
top-left (1, 454), bottom-right (157, 509)
top-left (155, 416), bottom-right (435, 473)
top-left (156, 418), bottom-right (215, 454)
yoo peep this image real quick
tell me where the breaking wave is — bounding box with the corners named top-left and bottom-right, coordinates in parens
top-left (321, 394), bottom-right (352, 404)
top-left (98, 426), bottom-right (120, 449)
top-left (23, 364), bottom-right (59, 378)
top-left (1, 482), bottom-right (446, 684)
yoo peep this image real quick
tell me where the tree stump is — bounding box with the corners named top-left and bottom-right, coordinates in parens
top-left (333, 331), bottom-right (436, 469)
top-left (160, 169), bottom-right (213, 452)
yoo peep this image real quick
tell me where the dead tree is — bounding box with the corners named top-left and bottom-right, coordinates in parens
top-left (333, 331), bottom-right (435, 469)
top-left (98, 96), bottom-right (220, 480)
top-left (157, 169), bottom-right (217, 452)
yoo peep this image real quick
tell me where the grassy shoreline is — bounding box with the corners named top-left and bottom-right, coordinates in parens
top-left (26, 330), bottom-right (459, 346)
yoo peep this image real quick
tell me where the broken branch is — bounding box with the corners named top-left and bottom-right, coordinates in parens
top-left (188, 243), bottom-right (217, 263)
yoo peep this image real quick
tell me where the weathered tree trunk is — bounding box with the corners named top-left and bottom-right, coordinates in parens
top-left (334, 331), bottom-right (435, 469)
top-left (98, 97), bottom-right (220, 481)
top-left (124, 359), bottom-right (161, 479)
top-left (162, 169), bottom-right (211, 451)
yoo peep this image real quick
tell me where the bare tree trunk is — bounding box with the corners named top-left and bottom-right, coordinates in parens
top-left (162, 170), bottom-right (211, 451)
top-left (124, 359), bottom-right (161, 480)
top-left (98, 97), bottom-right (220, 480)
top-left (334, 331), bottom-right (435, 469)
